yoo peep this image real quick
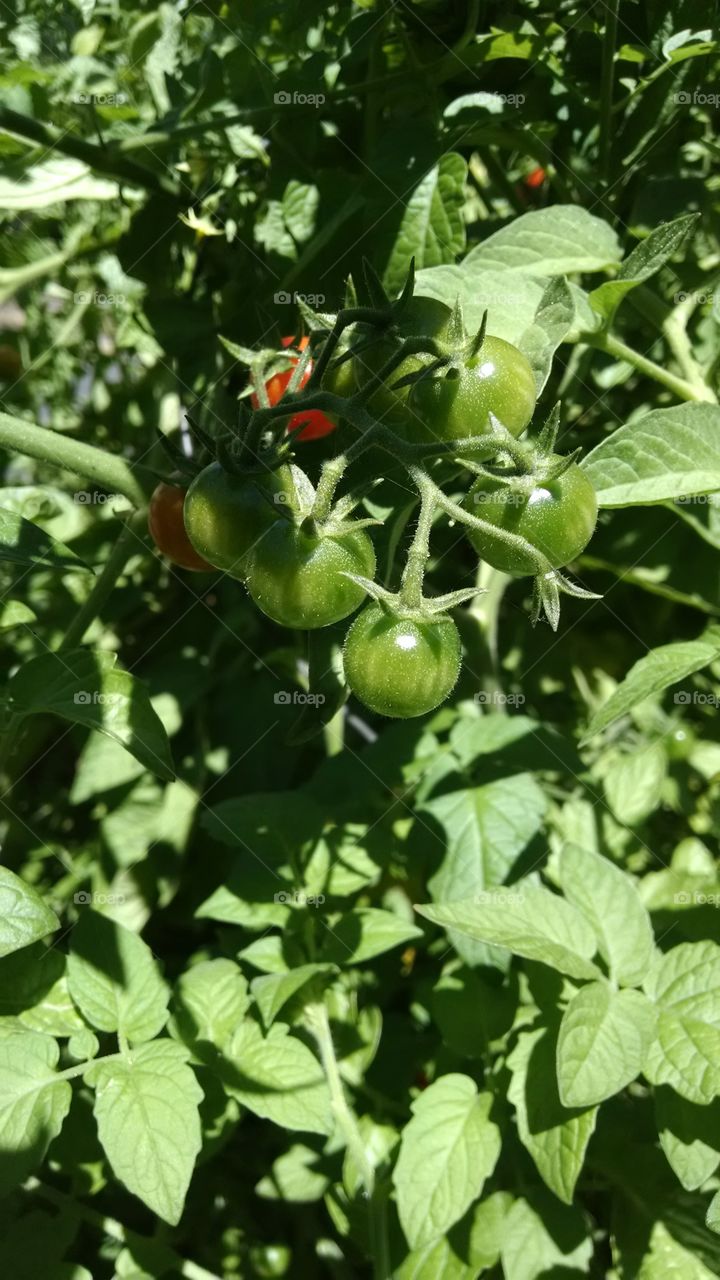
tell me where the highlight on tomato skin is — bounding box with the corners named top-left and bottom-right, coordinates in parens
top-left (250, 335), bottom-right (337, 442)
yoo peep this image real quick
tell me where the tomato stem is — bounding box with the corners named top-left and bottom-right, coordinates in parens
top-left (398, 476), bottom-right (436, 609)
top-left (0, 411), bottom-right (153, 507)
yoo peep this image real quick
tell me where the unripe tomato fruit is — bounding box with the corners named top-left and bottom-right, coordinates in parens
top-left (408, 335), bottom-right (536, 441)
top-left (343, 604), bottom-right (461, 718)
top-left (245, 521), bottom-right (375, 629)
top-left (148, 483), bottom-right (214, 571)
top-left (183, 461), bottom-right (296, 580)
top-left (464, 464), bottom-right (598, 575)
top-left (353, 296), bottom-right (453, 430)
top-left (251, 336), bottom-right (336, 441)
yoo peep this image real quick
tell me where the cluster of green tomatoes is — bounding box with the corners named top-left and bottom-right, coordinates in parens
top-left (148, 271), bottom-right (598, 719)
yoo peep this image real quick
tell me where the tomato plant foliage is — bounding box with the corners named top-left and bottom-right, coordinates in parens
top-left (1, 2), bottom-right (720, 1278)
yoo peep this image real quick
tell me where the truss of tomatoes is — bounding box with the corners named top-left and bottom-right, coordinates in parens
top-left (147, 313), bottom-right (598, 720)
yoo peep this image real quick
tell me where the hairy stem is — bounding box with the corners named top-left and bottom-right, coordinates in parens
top-left (399, 477), bottom-right (436, 608)
top-left (308, 1002), bottom-right (391, 1279)
top-left (0, 412), bottom-right (154, 507)
top-left (579, 332), bottom-right (715, 403)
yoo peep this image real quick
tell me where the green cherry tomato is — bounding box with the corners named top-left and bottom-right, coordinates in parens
top-left (464, 463), bottom-right (598, 575)
top-left (245, 521), bottom-right (376, 629)
top-left (353, 295), bottom-right (452, 429)
top-left (321, 344), bottom-right (357, 401)
top-left (408, 335), bottom-right (537, 442)
top-left (183, 461), bottom-right (296, 580)
top-left (343, 604), bottom-right (461, 718)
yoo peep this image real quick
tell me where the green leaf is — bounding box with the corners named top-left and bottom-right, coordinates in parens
top-left (224, 1021), bottom-right (332, 1135)
top-left (0, 506), bottom-right (91, 572)
top-left (603, 741), bottom-right (668, 826)
top-left (7, 649), bottom-right (174, 782)
top-left (416, 886), bottom-right (602, 980)
top-left (0, 1030), bottom-right (72, 1192)
top-left (423, 775), bottom-right (546, 967)
top-left (580, 404), bottom-right (720, 507)
top-left (88, 1039), bottom-right (203, 1225)
top-left (67, 911), bottom-right (169, 1044)
top-left (394, 1191), bottom-right (513, 1279)
top-left (465, 205), bottom-right (622, 275)
top-left (655, 1089), bottom-right (720, 1191)
top-left (580, 634), bottom-right (720, 742)
top-left (638, 1220), bottom-right (720, 1277)
top-left (0, 159), bottom-right (121, 210)
top-left (172, 959), bottom-right (250, 1053)
top-left (0, 600), bottom-right (36, 630)
top-left (643, 942), bottom-right (720, 1103)
top-left (557, 983), bottom-right (656, 1107)
top-left (392, 1074), bottom-right (501, 1249)
top-left (256, 1141), bottom-right (331, 1204)
top-left (383, 154), bottom-right (467, 296)
top-left (588, 214), bottom-right (699, 321)
top-left (558, 844), bottom-right (654, 986)
top-left (517, 276), bottom-right (576, 393)
top-left (500, 1191), bottom-right (594, 1280)
top-left (708, 1190), bottom-right (720, 1234)
top-left (507, 1022), bottom-right (597, 1204)
top-left (0, 867), bottom-right (59, 958)
top-left (415, 264), bottom-right (546, 343)
top-left (251, 964), bottom-right (338, 1028)
top-left (318, 908), bottom-right (423, 966)
top-left (424, 775), bottom-right (546, 896)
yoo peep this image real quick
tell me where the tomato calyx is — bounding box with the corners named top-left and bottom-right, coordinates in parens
top-left (337, 575), bottom-right (486, 628)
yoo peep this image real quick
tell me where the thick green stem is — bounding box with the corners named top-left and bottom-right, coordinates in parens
top-left (308, 1003), bottom-right (390, 1279)
top-left (59, 511), bottom-right (148, 652)
top-left (0, 107), bottom-right (181, 198)
top-left (399, 478), bottom-right (436, 609)
top-left (579, 332), bottom-right (715, 403)
top-left (0, 412), bottom-right (154, 506)
top-left (629, 285), bottom-right (718, 402)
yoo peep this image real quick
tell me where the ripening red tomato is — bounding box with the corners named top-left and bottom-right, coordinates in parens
top-left (251, 336), bottom-right (336, 442)
top-left (525, 166), bottom-right (546, 189)
top-left (148, 482), bottom-right (214, 572)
